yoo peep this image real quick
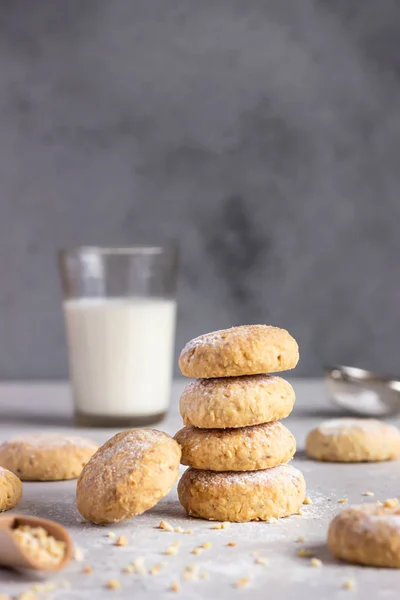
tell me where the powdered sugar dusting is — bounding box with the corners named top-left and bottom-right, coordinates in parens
top-left (184, 329), bottom-right (225, 350)
top-left (80, 429), bottom-right (174, 487)
top-left (4, 434), bottom-right (98, 450)
top-left (182, 325), bottom-right (282, 354)
top-left (318, 418), bottom-right (385, 435)
top-left (372, 514), bottom-right (400, 530)
top-left (338, 504), bottom-right (400, 535)
top-left (186, 464), bottom-right (303, 488)
top-left (95, 431), bottom-right (153, 464)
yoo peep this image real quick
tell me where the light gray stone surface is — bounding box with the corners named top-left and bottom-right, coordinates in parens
top-left (0, 379), bottom-right (400, 598)
top-left (1, 1), bottom-right (400, 378)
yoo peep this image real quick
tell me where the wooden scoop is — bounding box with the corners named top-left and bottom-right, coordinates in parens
top-left (0, 514), bottom-right (73, 571)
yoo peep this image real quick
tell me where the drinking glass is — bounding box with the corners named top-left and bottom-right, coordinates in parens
top-left (58, 246), bottom-right (178, 427)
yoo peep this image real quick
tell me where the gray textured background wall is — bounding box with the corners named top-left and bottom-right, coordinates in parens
top-left (1, 0), bottom-right (400, 378)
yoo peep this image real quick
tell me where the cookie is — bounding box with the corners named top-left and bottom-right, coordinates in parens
top-left (328, 504), bottom-right (400, 568)
top-left (0, 466), bottom-right (22, 512)
top-left (76, 429), bottom-right (181, 524)
top-left (305, 418), bottom-right (400, 463)
top-left (179, 325), bottom-right (299, 378)
top-left (174, 422), bottom-right (296, 471)
top-left (180, 375), bottom-right (295, 429)
top-left (177, 464), bottom-right (305, 522)
top-left (0, 434), bottom-right (98, 481)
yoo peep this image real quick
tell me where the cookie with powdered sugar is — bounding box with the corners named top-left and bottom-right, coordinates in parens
top-left (0, 434), bottom-right (98, 481)
top-left (328, 504), bottom-right (400, 568)
top-left (180, 374), bottom-right (295, 429)
top-left (179, 325), bottom-right (299, 379)
top-left (175, 421), bottom-right (296, 471)
top-left (77, 429), bottom-right (181, 524)
top-left (306, 418), bottom-right (400, 462)
top-left (178, 464), bottom-right (305, 522)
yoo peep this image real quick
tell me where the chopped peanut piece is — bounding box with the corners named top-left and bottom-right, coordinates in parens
top-left (83, 564), bottom-right (92, 574)
top-left (149, 564), bottom-right (161, 576)
top-left (171, 581), bottom-right (181, 592)
top-left (298, 548), bottom-right (313, 558)
top-left (174, 527), bottom-right (184, 533)
top-left (123, 564), bottom-right (134, 574)
top-left (13, 525), bottom-right (66, 567)
top-left (106, 579), bottom-right (121, 590)
top-left (201, 542), bottom-right (212, 549)
top-left (227, 541), bottom-right (237, 547)
top-left (235, 577), bottom-right (250, 589)
top-left (107, 532), bottom-right (116, 539)
top-left (184, 529), bottom-right (193, 534)
top-left (255, 557), bottom-right (268, 566)
top-left (384, 498), bottom-right (399, 508)
top-left (343, 578), bottom-right (356, 590)
top-left (310, 558), bottom-right (322, 567)
top-left (303, 497), bottom-right (312, 505)
top-left (212, 521), bottom-right (230, 529)
top-left (191, 547), bottom-right (203, 555)
top-left (296, 536), bottom-right (305, 543)
top-left (159, 520), bottom-right (174, 532)
top-left (183, 564), bottom-right (199, 581)
top-left (165, 542), bottom-right (180, 555)
top-left (338, 498), bottom-right (348, 504)
top-left (363, 491), bottom-right (374, 497)
top-left (115, 535), bottom-right (128, 547)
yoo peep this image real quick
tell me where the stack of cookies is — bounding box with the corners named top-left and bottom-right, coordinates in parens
top-left (175, 325), bottom-right (306, 522)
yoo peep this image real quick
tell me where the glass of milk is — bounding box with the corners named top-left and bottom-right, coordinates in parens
top-left (58, 246), bottom-right (178, 427)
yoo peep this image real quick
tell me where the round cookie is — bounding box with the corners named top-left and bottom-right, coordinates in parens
top-left (305, 418), bottom-right (400, 463)
top-left (179, 324), bottom-right (299, 379)
top-left (178, 464), bottom-right (306, 522)
top-left (76, 429), bottom-right (181, 524)
top-left (174, 422), bottom-right (296, 471)
top-left (328, 504), bottom-right (400, 568)
top-left (0, 467), bottom-right (22, 512)
top-left (180, 374), bottom-right (295, 429)
top-left (0, 434), bottom-right (98, 481)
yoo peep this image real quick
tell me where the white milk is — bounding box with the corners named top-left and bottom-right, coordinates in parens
top-left (63, 298), bottom-right (176, 417)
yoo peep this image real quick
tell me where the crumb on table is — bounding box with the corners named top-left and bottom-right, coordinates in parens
top-left (106, 579), bottom-right (120, 590)
top-left (115, 535), bottom-right (128, 547)
top-left (235, 577), bottom-right (250, 589)
top-left (171, 581), bottom-right (181, 592)
top-left (310, 558), bottom-right (322, 568)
